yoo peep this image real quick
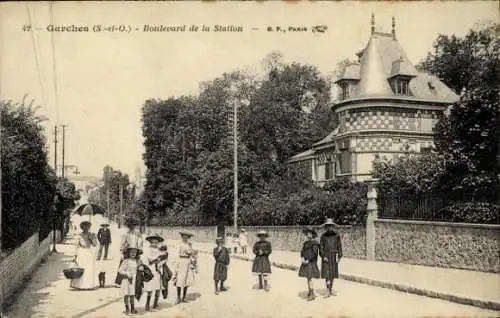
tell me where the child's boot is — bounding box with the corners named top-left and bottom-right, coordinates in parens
top-left (130, 298), bottom-right (137, 314)
top-left (145, 294), bottom-right (151, 311)
top-left (258, 275), bottom-right (263, 289)
top-left (263, 278), bottom-right (270, 292)
top-left (220, 281), bottom-right (228, 292)
top-left (153, 292), bottom-right (160, 309)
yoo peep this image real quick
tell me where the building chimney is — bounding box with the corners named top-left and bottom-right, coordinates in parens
top-left (392, 16), bottom-right (396, 40)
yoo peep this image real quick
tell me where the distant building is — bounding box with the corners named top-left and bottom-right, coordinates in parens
top-left (289, 16), bottom-right (458, 185)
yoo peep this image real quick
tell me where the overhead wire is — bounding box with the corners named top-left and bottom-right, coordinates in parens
top-left (49, 1), bottom-right (60, 124)
top-left (26, 3), bottom-right (49, 116)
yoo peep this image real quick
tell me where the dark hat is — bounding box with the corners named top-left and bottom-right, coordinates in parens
top-left (322, 218), bottom-right (338, 227)
top-left (146, 233), bottom-right (164, 243)
top-left (256, 230), bottom-right (269, 237)
top-left (303, 226), bottom-right (318, 237)
top-left (79, 221), bottom-right (91, 229)
top-left (123, 247), bottom-right (143, 256)
top-left (101, 223), bottom-right (109, 227)
top-left (179, 230), bottom-right (194, 237)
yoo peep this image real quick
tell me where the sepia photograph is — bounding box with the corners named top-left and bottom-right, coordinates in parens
top-left (0, 1), bottom-right (499, 317)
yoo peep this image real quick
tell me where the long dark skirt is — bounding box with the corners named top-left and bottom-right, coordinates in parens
top-left (298, 262), bottom-right (320, 279)
top-left (252, 256), bottom-right (271, 274)
top-left (321, 259), bottom-right (339, 280)
top-left (214, 263), bottom-right (228, 281)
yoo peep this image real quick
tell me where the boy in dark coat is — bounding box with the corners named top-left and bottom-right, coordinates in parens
top-left (252, 230), bottom-right (272, 291)
top-left (298, 227), bottom-right (320, 300)
top-left (97, 223), bottom-right (112, 260)
top-left (213, 237), bottom-right (230, 295)
top-left (319, 218), bottom-right (342, 297)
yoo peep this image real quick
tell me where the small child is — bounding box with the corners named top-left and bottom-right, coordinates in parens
top-left (232, 233), bottom-right (239, 254)
top-left (298, 227), bottom-right (320, 301)
top-left (252, 230), bottom-right (272, 291)
top-left (213, 237), bottom-right (230, 295)
top-left (118, 247), bottom-right (143, 314)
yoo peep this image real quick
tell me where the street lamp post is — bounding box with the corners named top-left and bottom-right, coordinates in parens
top-left (232, 89), bottom-right (239, 233)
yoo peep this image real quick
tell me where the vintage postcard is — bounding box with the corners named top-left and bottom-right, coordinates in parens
top-left (0, 1), bottom-right (499, 318)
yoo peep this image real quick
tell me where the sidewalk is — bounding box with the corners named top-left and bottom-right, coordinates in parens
top-left (165, 239), bottom-right (500, 311)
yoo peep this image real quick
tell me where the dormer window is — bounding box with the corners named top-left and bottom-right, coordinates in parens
top-left (391, 78), bottom-right (410, 96)
top-left (339, 83), bottom-right (350, 100)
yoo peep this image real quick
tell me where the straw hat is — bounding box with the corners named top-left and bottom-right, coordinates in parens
top-left (145, 233), bottom-right (164, 243)
top-left (240, 229), bottom-right (246, 233)
top-left (79, 221), bottom-right (91, 229)
top-left (179, 230), bottom-right (194, 237)
top-left (216, 237), bottom-right (225, 243)
top-left (256, 230), bottom-right (269, 237)
top-left (322, 218), bottom-right (338, 227)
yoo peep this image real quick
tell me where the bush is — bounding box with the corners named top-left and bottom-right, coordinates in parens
top-left (439, 202), bottom-right (500, 224)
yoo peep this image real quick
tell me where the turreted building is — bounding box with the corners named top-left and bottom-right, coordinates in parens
top-left (289, 16), bottom-right (458, 184)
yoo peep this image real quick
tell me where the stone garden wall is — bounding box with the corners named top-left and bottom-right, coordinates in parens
top-left (374, 219), bottom-right (500, 273)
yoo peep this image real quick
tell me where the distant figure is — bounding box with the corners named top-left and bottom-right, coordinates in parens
top-left (97, 223), bottom-right (112, 260)
top-left (252, 230), bottom-right (272, 291)
top-left (225, 232), bottom-right (233, 253)
top-left (239, 229), bottom-right (248, 254)
top-left (213, 237), bottom-right (230, 295)
top-left (232, 233), bottom-right (239, 254)
top-left (298, 227), bottom-right (320, 301)
top-left (319, 218), bottom-right (343, 297)
top-left (70, 221), bottom-right (99, 290)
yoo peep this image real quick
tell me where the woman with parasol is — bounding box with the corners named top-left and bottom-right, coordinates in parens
top-left (70, 221), bottom-right (99, 290)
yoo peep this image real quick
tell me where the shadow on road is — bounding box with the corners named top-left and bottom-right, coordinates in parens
top-left (185, 292), bottom-right (201, 302)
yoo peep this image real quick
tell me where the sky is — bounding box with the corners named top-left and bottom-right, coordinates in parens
top-left (0, 1), bottom-right (498, 179)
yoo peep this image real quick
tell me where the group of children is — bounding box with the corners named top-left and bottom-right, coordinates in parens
top-left (116, 218), bottom-right (342, 314)
top-left (224, 229), bottom-right (248, 254)
top-left (213, 219), bottom-right (343, 301)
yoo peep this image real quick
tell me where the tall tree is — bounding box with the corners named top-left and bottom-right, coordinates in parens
top-left (418, 22), bottom-right (499, 197)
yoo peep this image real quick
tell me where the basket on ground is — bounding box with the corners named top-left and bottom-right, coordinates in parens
top-left (63, 267), bottom-right (84, 279)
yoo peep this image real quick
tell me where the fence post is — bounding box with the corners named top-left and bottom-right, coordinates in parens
top-left (365, 178), bottom-right (379, 261)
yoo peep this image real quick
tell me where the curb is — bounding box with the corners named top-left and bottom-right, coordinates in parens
top-left (197, 250), bottom-right (500, 311)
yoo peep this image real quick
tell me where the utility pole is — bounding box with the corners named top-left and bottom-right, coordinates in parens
top-left (233, 97), bottom-right (238, 233)
top-left (106, 188), bottom-right (110, 222)
top-left (52, 125), bottom-right (58, 253)
top-left (119, 180), bottom-right (123, 229)
top-left (60, 125), bottom-right (66, 238)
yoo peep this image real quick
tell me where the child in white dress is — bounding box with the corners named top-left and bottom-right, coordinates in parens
top-left (118, 247), bottom-right (143, 314)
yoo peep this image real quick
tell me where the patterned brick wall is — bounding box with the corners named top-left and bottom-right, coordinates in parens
top-left (337, 108), bottom-right (440, 133)
top-left (353, 136), bottom-right (435, 152)
top-left (0, 232), bottom-right (51, 309)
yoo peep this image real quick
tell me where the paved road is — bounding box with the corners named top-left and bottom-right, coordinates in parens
top-left (4, 236), bottom-right (499, 318)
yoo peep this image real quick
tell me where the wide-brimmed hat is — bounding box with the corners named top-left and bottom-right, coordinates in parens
top-left (322, 218), bottom-right (338, 227)
top-left (100, 223), bottom-right (109, 227)
top-left (240, 229), bottom-right (246, 233)
top-left (216, 237), bottom-right (225, 243)
top-left (80, 221), bottom-right (91, 229)
top-left (303, 226), bottom-right (318, 237)
top-left (179, 230), bottom-right (194, 237)
top-left (256, 230), bottom-right (269, 237)
top-left (146, 233), bottom-right (164, 243)
top-left (123, 247), bottom-right (143, 256)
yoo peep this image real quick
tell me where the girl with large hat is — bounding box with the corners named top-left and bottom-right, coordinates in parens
top-left (143, 233), bottom-right (168, 311)
top-left (172, 230), bottom-right (196, 304)
top-left (70, 221), bottom-right (99, 290)
top-left (298, 227), bottom-right (321, 300)
top-left (117, 247), bottom-right (143, 314)
top-left (252, 230), bottom-right (272, 291)
top-left (319, 218), bottom-right (343, 297)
